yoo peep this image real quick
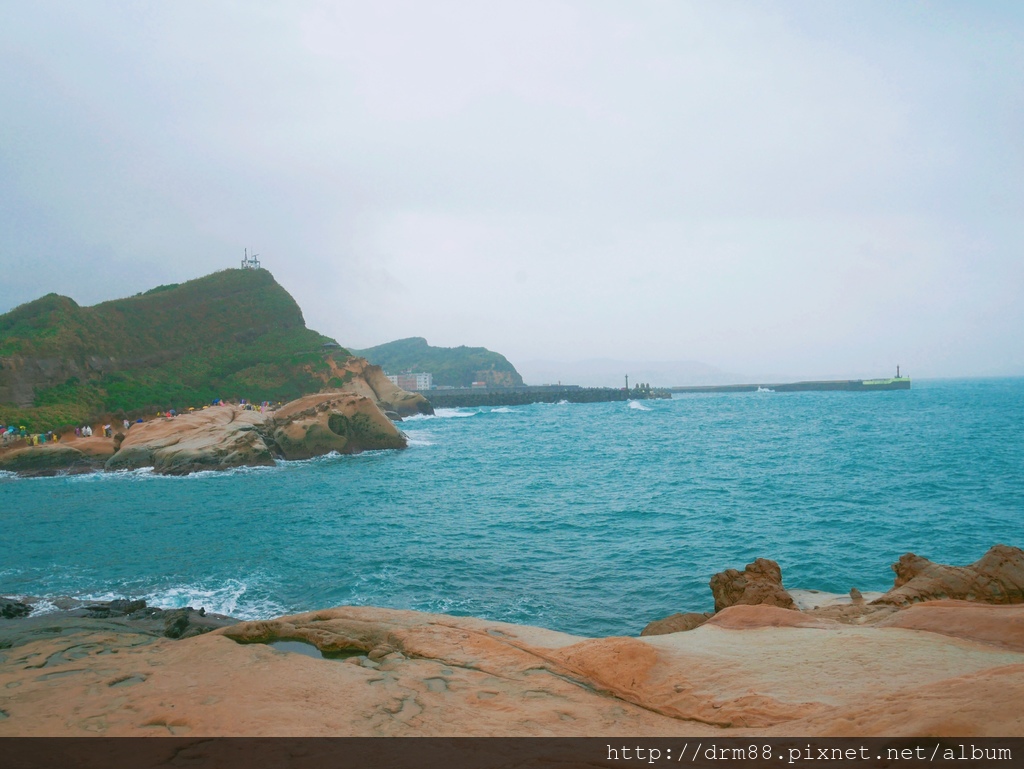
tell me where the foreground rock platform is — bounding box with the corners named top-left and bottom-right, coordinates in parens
top-left (1, 601), bottom-right (1022, 736)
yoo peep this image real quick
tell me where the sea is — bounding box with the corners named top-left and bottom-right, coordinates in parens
top-left (1, 378), bottom-right (1021, 638)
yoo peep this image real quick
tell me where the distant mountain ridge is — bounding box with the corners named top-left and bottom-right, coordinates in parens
top-left (352, 337), bottom-right (523, 388)
top-left (0, 269), bottom-right (351, 430)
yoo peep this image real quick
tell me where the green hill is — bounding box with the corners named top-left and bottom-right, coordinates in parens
top-left (0, 269), bottom-right (352, 431)
top-left (352, 337), bottom-right (523, 389)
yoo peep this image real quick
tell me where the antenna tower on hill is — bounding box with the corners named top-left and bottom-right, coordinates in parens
top-left (241, 248), bottom-right (262, 270)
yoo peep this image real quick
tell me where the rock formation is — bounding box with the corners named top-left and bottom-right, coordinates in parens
top-left (269, 391), bottom-right (405, 460)
top-left (0, 444), bottom-right (101, 477)
top-left (0, 598), bottom-right (236, 647)
top-left (646, 546), bottom-right (1024, 638)
top-left (105, 407), bottom-right (275, 474)
top-left (709, 557), bottom-right (796, 612)
top-left (327, 356), bottom-right (433, 417)
top-left (1, 601), bottom-right (1023, 736)
top-left (871, 544), bottom-right (1024, 606)
top-left (640, 611), bottom-right (712, 636)
top-left (0, 598), bottom-right (32, 619)
top-left (1, 377), bottom-right (412, 476)
top-left (101, 395), bottom-right (407, 474)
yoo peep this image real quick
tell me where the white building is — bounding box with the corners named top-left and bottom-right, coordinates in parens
top-left (386, 372), bottom-right (432, 391)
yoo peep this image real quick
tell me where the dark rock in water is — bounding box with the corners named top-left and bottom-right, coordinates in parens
top-left (0, 598), bottom-right (238, 651)
top-left (640, 611), bottom-right (713, 636)
top-left (709, 557), bottom-right (796, 612)
top-left (109, 598), bottom-right (147, 615)
top-left (872, 544), bottom-right (1024, 607)
top-left (384, 410), bottom-right (402, 421)
top-left (0, 598), bottom-right (32, 619)
top-left (81, 598), bottom-right (148, 618)
top-left (162, 607), bottom-right (231, 639)
top-left (0, 445), bottom-right (102, 477)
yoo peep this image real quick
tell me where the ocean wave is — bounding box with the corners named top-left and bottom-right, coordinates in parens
top-left (628, 401), bottom-right (651, 411)
top-left (403, 430), bottom-right (434, 447)
top-left (63, 464), bottom-right (284, 483)
top-left (411, 594), bottom-right (552, 627)
top-left (70, 578), bottom-right (288, 620)
top-left (490, 407), bottom-right (514, 414)
top-left (27, 597), bottom-right (62, 616)
top-left (403, 408), bottom-right (478, 421)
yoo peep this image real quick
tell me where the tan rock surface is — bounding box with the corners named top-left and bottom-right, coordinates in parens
top-left (872, 544), bottom-right (1024, 607)
top-left (57, 435), bottom-right (117, 459)
top-left (709, 557), bottom-right (797, 612)
top-left (2, 602), bottom-right (1022, 736)
top-left (269, 391), bottom-right (405, 460)
top-left (0, 443), bottom-right (95, 475)
top-left (328, 356), bottom-right (433, 417)
top-left (105, 406), bottom-right (274, 474)
top-left (877, 599), bottom-right (1024, 652)
top-left (640, 611), bottom-right (712, 636)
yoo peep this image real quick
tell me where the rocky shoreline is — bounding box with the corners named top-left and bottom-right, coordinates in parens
top-left (2, 545), bottom-right (1021, 736)
top-left (0, 358), bottom-right (432, 477)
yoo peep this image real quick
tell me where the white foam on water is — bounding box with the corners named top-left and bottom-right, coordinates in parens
top-left (435, 408), bottom-right (478, 418)
top-left (628, 400), bottom-right (651, 411)
top-left (490, 407), bottom-right (514, 413)
top-left (402, 408), bottom-right (478, 421)
top-left (280, 451), bottom-right (342, 467)
top-left (756, 386), bottom-right (775, 393)
top-left (403, 430), bottom-right (434, 447)
top-left (26, 597), bottom-right (61, 616)
top-left (64, 467), bottom-right (155, 483)
top-left (74, 578), bottom-right (287, 620)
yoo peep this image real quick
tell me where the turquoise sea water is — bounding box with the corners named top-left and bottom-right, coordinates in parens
top-left (2, 378), bottom-right (1022, 638)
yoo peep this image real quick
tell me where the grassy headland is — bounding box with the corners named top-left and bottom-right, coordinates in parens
top-left (0, 269), bottom-right (351, 431)
top-left (352, 336), bottom-right (523, 388)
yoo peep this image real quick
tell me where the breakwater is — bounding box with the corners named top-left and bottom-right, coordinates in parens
top-left (670, 377), bottom-right (911, 394)
top-left (423, 385), bottom-right (669, 408)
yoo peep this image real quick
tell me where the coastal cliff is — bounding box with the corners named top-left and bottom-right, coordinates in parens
top-left (0, 547), bottom-right (1021, 736)
top-left (0, 269), bottom-right (399, 431)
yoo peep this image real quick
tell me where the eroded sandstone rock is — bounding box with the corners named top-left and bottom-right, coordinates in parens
top-left (105, 407), bottom-right (274, 474)
top-left (0, 444), bottom-right (101, 477)
top-left (269, 392), bottom-right (405, 460)
top-left (323, 356), bottom-right (433, 417)
top-left (640, 612), bottom-right (712, 636)
top-left (872, 544), bottom-right (1024, 607)
top-left (709, 557), bottom-right (796, 612)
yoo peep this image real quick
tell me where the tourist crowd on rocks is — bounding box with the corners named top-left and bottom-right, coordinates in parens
top-left (0, 399), bottom-right (280, 448)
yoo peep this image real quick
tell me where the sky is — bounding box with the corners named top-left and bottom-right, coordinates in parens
top-left (1, 1), bottom-right (1022, 384)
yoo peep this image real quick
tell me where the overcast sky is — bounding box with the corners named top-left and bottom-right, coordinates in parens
top-left (2, 2), bottom-right (1022, 383)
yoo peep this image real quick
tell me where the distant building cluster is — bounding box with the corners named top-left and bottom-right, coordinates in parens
top-left (386, 372), bottom-right (432, 391)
